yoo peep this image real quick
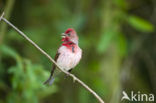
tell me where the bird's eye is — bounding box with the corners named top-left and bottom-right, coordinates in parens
top-left (67, 33), bottom-right (70, 36)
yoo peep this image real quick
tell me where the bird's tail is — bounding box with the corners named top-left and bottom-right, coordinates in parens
top-left (44, 67), bottom-right (60, 85)
top-left (44, 76), bottom-right (55, 85)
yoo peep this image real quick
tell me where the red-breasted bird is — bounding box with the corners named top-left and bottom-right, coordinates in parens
top-left (44, 28), bottom-right (82, 85)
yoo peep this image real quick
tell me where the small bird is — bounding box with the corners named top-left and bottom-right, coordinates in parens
top-left (44, 28), bottom-right (82, 85)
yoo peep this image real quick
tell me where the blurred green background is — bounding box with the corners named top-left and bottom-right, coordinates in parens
top-left (0, 0), bottom-right (156, 103)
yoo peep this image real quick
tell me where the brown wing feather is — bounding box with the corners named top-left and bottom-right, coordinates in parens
top-left (44, 52), bottom-right (60, 84)
top-left (50, 52), bottom-right (60, 76)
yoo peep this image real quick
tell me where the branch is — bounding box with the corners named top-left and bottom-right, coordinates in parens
top-left (0, 12), bottom-right (4, 22)
top-left (0, 13), bottom-right (105, 103)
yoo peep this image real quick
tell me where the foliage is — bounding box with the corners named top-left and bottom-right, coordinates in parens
top-left (0, 0), bottom-right (155, 103)
top-left (0, 45), bottom-right (58, 103)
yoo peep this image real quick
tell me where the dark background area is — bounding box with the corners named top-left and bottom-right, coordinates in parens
top-left (0, 0), bottom-right (156, 103)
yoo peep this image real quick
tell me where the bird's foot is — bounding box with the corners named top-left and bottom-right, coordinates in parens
top-left (73, 76), bottom-right (76, 83)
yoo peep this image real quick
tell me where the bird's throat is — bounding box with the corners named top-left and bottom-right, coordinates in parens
top-left (62, 41), bottom-right (76, 53)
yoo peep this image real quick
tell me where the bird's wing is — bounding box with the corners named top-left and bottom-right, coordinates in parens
top-left (44, 52), bottom-right (60, 85)
top-left (50, 52), bottom-right (60, 76)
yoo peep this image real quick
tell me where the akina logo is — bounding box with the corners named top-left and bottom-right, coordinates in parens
top-left (121, 91), bottom-right (155, 102)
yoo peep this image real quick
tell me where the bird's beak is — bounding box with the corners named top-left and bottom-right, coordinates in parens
top-left (61, 33), bottom-right (66, 38)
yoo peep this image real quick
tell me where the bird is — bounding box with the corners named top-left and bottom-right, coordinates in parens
top-left (44, 28), bottom-right (82, 85)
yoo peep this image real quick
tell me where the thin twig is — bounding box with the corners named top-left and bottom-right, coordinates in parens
top-left (0, 12), bottom-right (4, 22)
top-left (0, 16), bottom-right (105, 103)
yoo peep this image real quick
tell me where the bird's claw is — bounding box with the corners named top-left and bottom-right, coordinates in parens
top-left (73, 76), bottom-right (76, 83)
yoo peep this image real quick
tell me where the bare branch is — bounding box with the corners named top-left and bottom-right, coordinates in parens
top-left (0, 12), bottom-right (4, 21)
top-left (1, 16), bottom-right (105, 103)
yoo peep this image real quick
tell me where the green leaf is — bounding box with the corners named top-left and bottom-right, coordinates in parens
top-left (0, 45), bottom-right (22, 68)
top-left (0, 45), bottom-right (18, 59)
top-left (114, 0), bottom-right (127, 8)
top-left (127, 15), bottom-right (154, 32)
top-left (117, 33), bottom-right (127, 57)
top-left (97, 29), bottom-right (116, 53)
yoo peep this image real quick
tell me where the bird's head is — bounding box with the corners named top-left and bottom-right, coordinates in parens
top-left (61, 28), bottom-right (78, 44)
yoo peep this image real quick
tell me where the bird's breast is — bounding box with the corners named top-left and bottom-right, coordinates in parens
top-left (57, 46), bottom-right (82, 71)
